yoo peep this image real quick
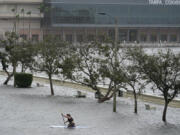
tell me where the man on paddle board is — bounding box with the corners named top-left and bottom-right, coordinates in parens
top-left (61, 113), bottom-right (75, 127)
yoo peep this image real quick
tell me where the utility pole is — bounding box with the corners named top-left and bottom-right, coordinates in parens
top-left (98, 12), bottom-right (119, 112)
top-left (114, 17), bottom-right (118, 45)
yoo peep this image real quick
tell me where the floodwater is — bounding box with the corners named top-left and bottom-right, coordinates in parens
top-left (0, 83), bottom-right (180, 135)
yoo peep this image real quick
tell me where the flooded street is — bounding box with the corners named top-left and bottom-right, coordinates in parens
top-left (0, 78), bottom-right (180, 135)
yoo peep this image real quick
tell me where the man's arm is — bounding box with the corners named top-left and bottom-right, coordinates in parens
top-left (61, 113), bottom-right (70, 119)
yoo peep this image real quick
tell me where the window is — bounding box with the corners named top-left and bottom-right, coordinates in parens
top-left (50, 3), bottom-right (180, 26)
top-left (32, 34), bottom-right (39, 42)
top-left (140, 33), bottom-right (147, 42)
top-left (55, 34), bottom-right (61, 40)
top-left (43, 35), bottom-right (49, 40)
top-left (129, 30), bottom-right (137, 42)
top-left (98, 35), bottom-right (105, 42)
top-left (119, 30), bottom-right (127, 42)
top-left (108, 29), bottom-right (115, 40)
top-left (87, 35), bottom-right (95, 42)
top-left (150, 34), bottom-right (157, 42)
top-left (160, 34), bottom-right (167, 42)
top-left (170, 34), bottom-right (177, 42)
top-left (66, 34), bottom-right (73, 43)
top-left (0, 35), bottom-right (3, 46)
top-left (77, 34), bottom-right (83, 43)
top-left (0, 34), bottom-right (3, 40)
top-left (20, 34), bottom-right (27, 40)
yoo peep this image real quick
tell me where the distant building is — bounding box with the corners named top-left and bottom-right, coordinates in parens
top-left (43, 0), bottom-right (180, 44)
top-left (0, 0), bottom-right (43, 41)
top-left (1, 0), bottom-right (180, 44)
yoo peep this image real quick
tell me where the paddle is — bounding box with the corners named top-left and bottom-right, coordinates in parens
top-left (61, 113), bottom-right (66, 126)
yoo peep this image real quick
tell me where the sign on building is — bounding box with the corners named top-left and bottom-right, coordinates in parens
top-left (148, 0), bottom-right (180, 5)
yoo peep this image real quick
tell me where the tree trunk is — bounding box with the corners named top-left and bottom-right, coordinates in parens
top-left (133, 89), bottom-right (138, 114)
top-left (29, 16), bottom-right (31, 40)
top-left (113, 87), bottom-right (117, 112)
top-left (4, 73), bottom-right (13, 85)
top-left (49, 74), bottom-right (54, 96)
top-left (162, 101), bottom-right (168, 123)
top-left (13, 64), bottom-right (16, 87)
top-left (21, 64), bottom-right (25, 72)
top-left (98, 96), bottom-right (111, 103)
top-left (98, 89), bottom-right (114, 103)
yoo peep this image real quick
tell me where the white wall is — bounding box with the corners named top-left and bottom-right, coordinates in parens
top-left (0, 4), bottom-right (41, 17)
top-left (0, 1), bottom-right (43, 38)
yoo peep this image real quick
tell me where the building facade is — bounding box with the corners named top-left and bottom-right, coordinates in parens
top-left (43, 0), bottom-right (180, 44)
top-left (0, 0), bottom-right (43, 41)
top-left (0, 0), bottom-right (180, 44)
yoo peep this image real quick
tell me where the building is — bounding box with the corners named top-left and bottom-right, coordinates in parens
top-left (0, 0), bottom-right (43, 41)
top-left (0, 0), bottom-right (180, 44)
top-left (43, 0), bottom-right (180, 44)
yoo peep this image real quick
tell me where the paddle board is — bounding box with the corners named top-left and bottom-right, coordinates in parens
top-left (50, 125), bottom-right (88, 129)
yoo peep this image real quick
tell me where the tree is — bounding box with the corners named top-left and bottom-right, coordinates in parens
top-left (98, 43), bottom-right (127, 112)
top-left (11, 8), bottom-right (16, 33)
top-left (62, 42), bottom-right (127, 112)
top-left (0, 32), bottom-right (19, 85)
top-left (33, 36), bottom-right (67, 95)
top-left (26, 11), bottom-right (32, 40)
top-left (38, 3), bottom-right (50, 36)
top-left (11, 8), bottom-right (19, 34)
top-left (121, 47), bottom-right (147, 114)
top-left (38, 3), bottom-right (49, 13)
top-left (61, 42), bottom-right (104, 100)
top-left (128, 47), bottom-right (180, 122)
top-left (21, 8), bottom-right (25, 39)
top-left (123, 64), bottom-right (145, 114)
top-left (14, 42), bottom-right (36, 72)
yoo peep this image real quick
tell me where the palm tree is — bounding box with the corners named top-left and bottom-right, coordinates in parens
top-left (27, 11), bottom-right (32, 40)
top-left (38, 3), bottom-right (50, 37)
top-left (21, 8), bottom-right (25, 39)
top-left (11, 8), bottom-right (16, 33)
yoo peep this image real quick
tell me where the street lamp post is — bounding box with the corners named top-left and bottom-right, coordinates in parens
top-left (98, 12), bottom-right (118, 112)
top-left (97, 12), bottom-right (118, 44)
top-left (114, 17), bottom-right (118, 45)
top-left (113, 17), bottom-right (118, 113)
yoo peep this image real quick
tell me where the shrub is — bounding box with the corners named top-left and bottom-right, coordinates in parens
top-left (14, 73), bottom-right (33, 88)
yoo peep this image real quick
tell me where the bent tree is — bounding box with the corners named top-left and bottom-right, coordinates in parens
top-left (62, 42), bottom-right (104, 101)
top-left (98, 43), bottom-right (127, 112)
top-left (0, 32), bottom-right (19, 86)
top-left (128, 47), bottom-right (180, 122)
top-left (62, 42), bottom-right (127, 109)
